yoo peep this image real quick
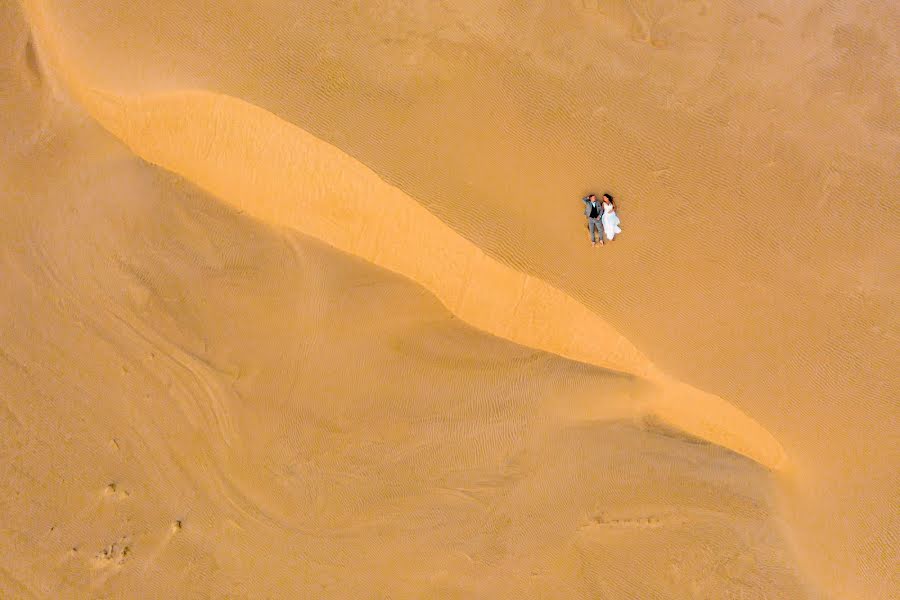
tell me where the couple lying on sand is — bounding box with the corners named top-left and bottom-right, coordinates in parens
top-left (582, 193), bottom-right (622, 247)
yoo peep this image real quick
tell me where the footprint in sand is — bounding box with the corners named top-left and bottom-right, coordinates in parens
top-left (101, 482), bottom-right (130, 500)
top-left (586, 508), bottom-right (688, 530)
top-left (91, 536), bottom-right (132, 570)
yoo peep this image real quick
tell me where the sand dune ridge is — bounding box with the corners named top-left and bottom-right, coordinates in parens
top-left (7, 1), bottom-right (897, 597)
top-left (20, 0), bottom-right (786, 470)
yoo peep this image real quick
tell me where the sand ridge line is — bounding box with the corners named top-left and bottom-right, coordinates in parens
top-left (20, 0), bottom-right (785, 470)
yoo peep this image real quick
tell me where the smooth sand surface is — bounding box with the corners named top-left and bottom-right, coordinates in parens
top-left (2, 0), bottom-right (898, 598)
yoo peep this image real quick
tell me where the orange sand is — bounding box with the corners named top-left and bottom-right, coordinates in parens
top-left (1, 0), bottom-right (897, 598)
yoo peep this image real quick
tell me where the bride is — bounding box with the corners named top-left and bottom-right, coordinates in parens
top-left (601, 193), bottom-right (622, 241)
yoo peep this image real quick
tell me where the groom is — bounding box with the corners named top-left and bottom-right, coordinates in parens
top-left (582, 194), bottom-right (603, 247)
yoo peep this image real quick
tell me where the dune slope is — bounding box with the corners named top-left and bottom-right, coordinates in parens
top-left (4, 0), bottom-right (898, 597)
top-left (0, 3), bottom-right (810, 597)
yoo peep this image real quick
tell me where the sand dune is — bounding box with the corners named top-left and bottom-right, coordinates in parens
top-left (0, 8), bottom-right (805, 597)
top-left (2, 0), bottom-right (898, 598)
top-left (36, 79), bottom-right (786, 470)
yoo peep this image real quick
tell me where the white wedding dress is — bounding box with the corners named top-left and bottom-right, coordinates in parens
top-left (601, 202), bottom-right (622, 241)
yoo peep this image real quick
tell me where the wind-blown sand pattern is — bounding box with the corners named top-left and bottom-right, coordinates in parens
top-left (2, 0), bottom-right (897, 598)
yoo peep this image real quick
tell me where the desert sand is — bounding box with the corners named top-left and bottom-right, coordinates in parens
top-left (1, 0), bottom-right (897, 598)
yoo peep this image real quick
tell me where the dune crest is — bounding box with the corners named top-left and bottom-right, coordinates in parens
top-left (21, 0), bottom-right (785, 470)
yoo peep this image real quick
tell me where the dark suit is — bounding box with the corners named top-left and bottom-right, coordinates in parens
top-left (582, 197), bottom-right (602, 243)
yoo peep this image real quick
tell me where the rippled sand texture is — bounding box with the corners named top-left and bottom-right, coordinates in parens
top-left (2, 0), bottom-right (898, 598)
